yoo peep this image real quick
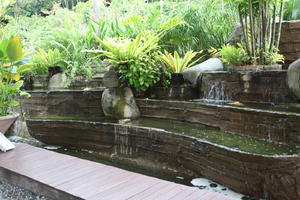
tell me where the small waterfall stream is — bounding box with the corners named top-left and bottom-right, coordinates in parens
top-left (200, 81), bottom-right (232, 104)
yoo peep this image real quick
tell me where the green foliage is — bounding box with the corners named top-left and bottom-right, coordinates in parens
top-left (264, 50), bottom-right (285, 64)
top-left (213, 44), bottom-right (284, 65)
top-left (40, 27), bottom-right (95, 85)
top-left (227, 0), bottom-right (285, 65)
top-left (161, 0), bottom-right (238, 55)
top-left (94, 32), bottom-right (162, 91)
top-left (9, 0), bottom-right (56, 17)
top-left (4, 5), bottom-right (95, 84)
top-left (31, 48), bottom-right (66, 75)
top-left (0, 36), bottom-right (32, 116)
top-left (89, 0), bottom-right (237, 56)
top-left (284, 0), bottom-right (300, 20)
top-left (212, 44), bottom-right (250, 66)
top-left (0, 0), bottom-right (15, 20)
top-left (161, 50), bottom-right (200, 73)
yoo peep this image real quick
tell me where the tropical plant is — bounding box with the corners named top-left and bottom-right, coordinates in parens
top-left (0, 36), bottom-right (32, 116)
top-left (93, 32), bottom-right (162, 91)
top-left (228, 0), bottom-right (284, 65)
top-left (284, 0), bottom-right (300, 20)
top-left (161, 0), bottom-right (238, 55)
top-left (160, 50), bottom-right (201, 73)
top-left (212, 44), bottom-right (250, 66)
top-left (31, 48), bottom-right (66, 75)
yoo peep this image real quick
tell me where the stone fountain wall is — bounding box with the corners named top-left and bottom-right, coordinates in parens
top-left (280, 20), bottom-right (300, 68)
top-left (137, 99), bottom-right (300, 146)
top-left (18, 90), bottom-right (300, 146)
top-left (26, 118), bottom-right (300, 200)
top-left (20, 90), bottom-right (104, 118)
top-left (199, 71), bottom-right (295, 103)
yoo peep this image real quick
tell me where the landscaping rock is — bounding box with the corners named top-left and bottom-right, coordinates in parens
top-left (226, 24), bottom-right (242, 46)
top-left (102, 87), bottom-right (140, 119)
top-left (32, 75), bottom-right (48, 89)
top-left (103, 68), bottom-right (120, 88)
top-left (48, 73), bottom-right (64, 89)
top-left (287, 58), bottom-right (300, 99)
top-left (181, 58), bottom-right (224, 85)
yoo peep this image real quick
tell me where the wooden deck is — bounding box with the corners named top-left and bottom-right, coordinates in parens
top-left (0, 144), bottom-right (238, 200)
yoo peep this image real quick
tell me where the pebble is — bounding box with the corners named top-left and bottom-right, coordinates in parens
top-left (0, 181), bottom-right (51, 200)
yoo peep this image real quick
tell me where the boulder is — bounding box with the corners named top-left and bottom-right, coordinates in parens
top-left (48, 73), bottom-right (64, 89)
top-left (102, 87), bottom-right (140, 119)
top-left (226, 24), bottom-right (242, 46)
top-left (287, 58), bottom-right (300, 99)
top-left (103, 68), bottom-right (120, 88)
top-left (181, 58), bottom-right (224, 85)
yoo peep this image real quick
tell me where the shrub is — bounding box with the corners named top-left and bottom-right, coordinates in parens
top-left (0, 36), bottom-right (32, 116)
top-left (31, 48), bottom-right (66, 75)
top-left (212, 44), bottom-right (250, 66)
top-left (94, 32), bottom-right (162, 91)
top-left (160, 50), bottom-right (201, 73)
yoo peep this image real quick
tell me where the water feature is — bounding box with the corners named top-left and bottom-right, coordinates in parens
top-left (203, 81), bottom-right (231, 101)
top-left (31, 115), bottom-right (300, 156)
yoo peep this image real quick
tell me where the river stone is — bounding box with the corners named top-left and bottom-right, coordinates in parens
top-left (48, 73), bottom-right (64, 89)
top-left (287, 58), bottom-right (300, 99)
top-left (102, 87), bottom-right (140, 119)
top-left (103, 68), bottom-right (120, 88)
top-left (181, 58), bottom-right (224, 85)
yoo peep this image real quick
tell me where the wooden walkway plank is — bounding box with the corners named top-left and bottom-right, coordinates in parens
top-left (168, 187), bottom-right (201, 200)
top-left (89, 174), bottom-right (159, 200)
top-left (68, 170), bottom-right (137, 198)
top-left (0, 144), bottom-right (239, 200)
top-left (140, 182), bottom-right (181, 200)
top-left (127, 181), bottom-right (171, 200)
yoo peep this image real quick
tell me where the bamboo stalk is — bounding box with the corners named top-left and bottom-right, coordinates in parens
top-left (259, 1), bottom-right (263, 64)
top-left (275, 0), bottom-right (284, 49)
top-left (238, 6), bottom-right (250, 55)
top-left (249, 0), bottom-right (256, 63)
top-left (269, 0), bottom-right (277, 51)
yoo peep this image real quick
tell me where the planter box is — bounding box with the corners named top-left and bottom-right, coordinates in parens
top-left (226, 64), bottom-right (282, 71)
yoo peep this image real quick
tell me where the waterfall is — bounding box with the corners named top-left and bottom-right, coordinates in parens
top-left (201, 81), bottom-right (231, 103)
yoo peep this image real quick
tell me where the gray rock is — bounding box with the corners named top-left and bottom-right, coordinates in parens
top-left (287, 58), bottom-right (300, 99)
top-left (102, 87), bottom-right (140, 119)
top-left (32, 75), bottom-right (48, 89)
top-left (226, 24), bottom-right (242, 46)
top-left (181, 58), bottom-right (224, 85)
top-left (48, 73), bottom-right (64, 89)
top-left (103, 68), bottom-right (120, 88)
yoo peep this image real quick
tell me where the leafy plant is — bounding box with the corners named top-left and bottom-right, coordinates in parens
top-left (264, 49), bottom-right (285, 64)
top-left (0, 36), bottom-right (32, 116)
top-left (212, 44), bottom-right (250, 66)
top-left (8, 0), bottom-right (56, 17)
top-left (0, 0), bottom-right (15, 20)
top-left (228, 0), bottom-right (284, 65)
top-left (93, 32), bottom-right (162, 91)
top-left (161, 0), bottom-right (238, 55)
top-left (284, 0), bottom-right (300, 20)
top-left (31, 48), bottom-right (66, 75)
top-left (160, 50), bottom-right (200, 73)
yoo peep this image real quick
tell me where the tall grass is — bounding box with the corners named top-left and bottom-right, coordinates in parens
top-left (89, 0), bottom-right (238, 56)
top-left (284, 0), bottom-right (300, 20)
